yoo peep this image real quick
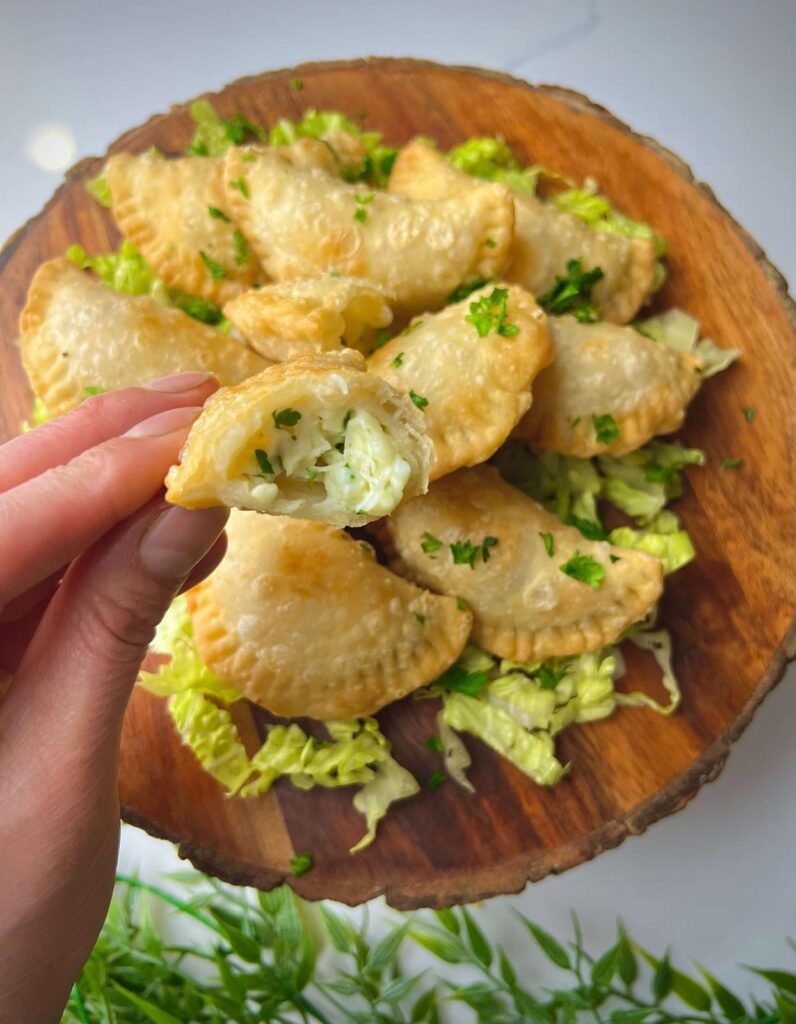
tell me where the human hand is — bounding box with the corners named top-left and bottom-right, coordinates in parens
top-left (0, 373), bottom-right (229, 1023)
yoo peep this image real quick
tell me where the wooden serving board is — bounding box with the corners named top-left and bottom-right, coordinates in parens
top-left (2, 59), bottom-right (795, 909)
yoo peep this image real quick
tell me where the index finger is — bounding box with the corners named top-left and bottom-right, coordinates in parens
top-left (0, 372), bottom-right (218, 495)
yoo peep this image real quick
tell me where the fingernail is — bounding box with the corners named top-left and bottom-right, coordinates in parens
top-left (138, 505), bottom-right (228, 580)
top-left (144, 371), bottom-right (216, 393)
top-left (123, 406), bottom-right (202, 438)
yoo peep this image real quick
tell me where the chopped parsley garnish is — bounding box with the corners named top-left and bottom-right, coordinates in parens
top-left (289, 78), bottom-right (304, 91)
top-left (390, 352), bottom-right (404, 368)
top-left (290, 852), bottom-right (313, 877)
top-left (609, 554), bottom-right (621, 563)
top-left (456, 596), bottom-right (469, 611)
top-left (233, 229), bottom-right (249, 265)
top-left (84, 385), bottom-right (104, 396)
top-left (200, 251), bottom-right (228, 279)
top-left (559, 551), bottom-right (605, 588)
top-left (421, 532), bottom-right (442, 554)
top-left (450, 536), bottom-right (499, 570)
top-left (172, 293), bottom-right (225, 325)
top-left (566, 514), bottom-right (607, 541)
top-left (539, 531), bottom-right (555, 557)
top-left (354, 192), bottom-right (374, 223)
top-left (721, 457), bottom-right (743, 470)
top-left (465, 286), bottom-right (519, 338)
top-left (436, 663), bottom-right (490, 697)
top-left (254, 449), bottom-right (275, 476)
top-left (372, 329), bottom-right (392, 349)
top-left (272, 408), bottom-right (302, 430)
top-left (446, 277), bottom-right (489, 305)
top-left (485, 238), bottom-right (496, 248)
top-left (427, 769), bottom-right (446, 792)
top-left (207, 205), bottom-right (231, 222)
top-left (425, 735), bottom-right (444, 753)
top-left (401, 320), bottom-right (424, 337)
top-left (743, 406), bottom-right (756, 422)
top-left (538, 259), bottom-right (603, 322)
top-left (342, 409), bottom-right (353, 429)
top-left (414, 612), bottom-right (426, 626)
top-left (409, 390), bottom-right (428, 410)
top-left (592, 413), bottom-right (621, 445)
top-left (538, 664), bottom-right (569, 690)
top-left (230, 175), bottom-right (250, 198)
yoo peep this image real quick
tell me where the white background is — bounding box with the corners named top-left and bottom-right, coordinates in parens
top-left (1, 0), bottom-right (795, 998)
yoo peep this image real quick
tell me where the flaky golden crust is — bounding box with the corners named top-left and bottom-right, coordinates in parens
top-left (514, 315), bottom-right (702, 457)
top-left (164, 350), bottom-right (432, 527)
top-left (19, 259), bottom-right (267, 416)
top-left (368, 284), bottom-right (553, 480)
top-left (223, 147), bottom-right (514, 315)
top-left (378, 465), bottom-right (663, 662)
top-left (223, 275), bottom-right (394, 361)
top-left (390, 140), bottom-right (657, 324)
top-left (106, 153), bottom-right (264, 304)
top-left (187, 511), bottom-right (473, 720)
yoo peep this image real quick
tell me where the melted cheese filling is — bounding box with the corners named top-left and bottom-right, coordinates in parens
top-left (231, 408), bottom-right (411, 517)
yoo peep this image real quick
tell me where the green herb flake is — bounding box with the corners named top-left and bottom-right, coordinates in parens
top-left (721, 457), bottom-right (743, 470)
top-left (539, 531), bottom-right (554, 556)
top-left (426, 734), bottom-right (444, 753)
top-left (450, 539), bottom-right (480, 569)
top-left (481, 536), bottom-right (498, 562)
top-left (414, 612), bottom-right (426, 626)
top-left (354, 207), bottom-right (367, 224)
top-left (456, 595), bottom-right (469, 612)
top-left (465, 286), bottom-right (519, 338)
top-left (290, 852), bottom-right (313, 877)
top-left (390, 352), bottom-right (404, 368)
top-left (401, 319), bottom-right (424, 337)
top-left (486, 238), bottom-right (496, 248)
top-left (538, 259), bottom-right (604, 322)
top-left (446, 276), bottom-right (489, 305)
top-left (560, 551), bottom-right (605, 588)
top-left (409, 390), bottom-right (429, 410)
top-left (372, 329), bottom-right (392, 349)
top-left (609, 554), bottom-right (621, 563)
top-left (84, 385), bottom-right (104, 396)
top-left (289, 77), bottom-right (304, 91)
top-left (233, 229), bottom-right (249, 266)
top-left (538, 664), bottom-right (568, 690)
top-left (254, 449), bottom-right (275, 476)
top-left (427, 769), bottom-right (446, 792)
top-left (421, 531), bottom-right (442, 554)
top-left (230, 175), bottom-right (250, 198)
top-left (199, 251), bottom-right (228, 279)
top-left (743, 405), bottom-right (756, 422)
top-left (436, 662), bottom-right (490, 697)
top-left (592, 413), bottom-right (621, 445)
top-left (207, 205), bottom-right (232, 222)
top-left (273, 408), bottom-right (302, 430)
top-left (566, 514), bottom-right (608, 541)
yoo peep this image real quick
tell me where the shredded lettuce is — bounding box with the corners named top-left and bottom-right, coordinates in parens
top-left (636, 308), bottom-right (740, 377)
top-left (167, 691), bottom-right (253, 794)
top-left (437, 714), bottom-right (474, 792)
top-left (446, 136), bottom-right (548, 194)
top-left (139, 596), bottom-right (244, 703)
top-left (66, 241), bottom-right (227, 327)
top-left (442, 691), bottom-right (567, 786)
top-left (551, 178), bottom-right (667, 259)
top-left (139, 598), bottom-right (415, 851)
top-left (269, 109), bottom-right (397, 187)
top-left (619, 617), bottom-right (681, 714)
top-left (187, 99), bottom-right (266, 157)
top-left (609, 511), bottom-right (695, 574)
top-left (86, 172), bottom-right (112, 208)
top-left (21, 396), bottom-right (52, 432)
top-left (351, 756), bottom-right (420, 853)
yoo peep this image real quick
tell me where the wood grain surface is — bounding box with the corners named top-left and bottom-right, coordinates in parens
top-left (2, 58), bottom-right (795, 909)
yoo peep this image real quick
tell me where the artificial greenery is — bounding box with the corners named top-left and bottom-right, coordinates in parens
top-left (63, 873), bottom-right (795, 1024)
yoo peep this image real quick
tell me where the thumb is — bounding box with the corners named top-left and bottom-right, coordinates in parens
top-left (1, 498), bottom-right (228, 767)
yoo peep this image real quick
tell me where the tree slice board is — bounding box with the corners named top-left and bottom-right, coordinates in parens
top-left (1, 58), bottom-right (794, 910)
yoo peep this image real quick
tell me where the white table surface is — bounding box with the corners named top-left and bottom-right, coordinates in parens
top-left (2, 0), bottom-right (795, 997)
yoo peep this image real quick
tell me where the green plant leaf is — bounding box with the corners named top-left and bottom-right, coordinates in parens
top-left (209, 908), bottom-right (262, 964)
top-left (651, 951), bottom-right (673, 1001)
top-left (321, 905), bottom-right (354, 953)
top-left (378, 973), bottom-right (424, 1005)
top-left (775, 992), bottom-right (796, 1024)
top-left (367, 923), bottom-right (410, 972)
top-left (499, 947), bottom-right (518, 987)
top-left (516, 914), bottom-right (571, 969)
top-left (411, 986), bottom-right (440, 1022)
top-left (410, 928), bottom-right (466, 964)
top-left (611, 1010), bottom-right (653, 1023)
top-left (697, 964), bottom-right (747, 1020)
top-left (462, 908), bottom-right (493, 968)
top-left (434, 907), bottom-right (461, 935)
top-left (592, 943), bottom-right (621, 987)
top-left (744, 968), bottom-right (796, 996)
top-left (618, 933), bottom-right (638, 987)
top-left (112, 984), bottom-right (184, 1024)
